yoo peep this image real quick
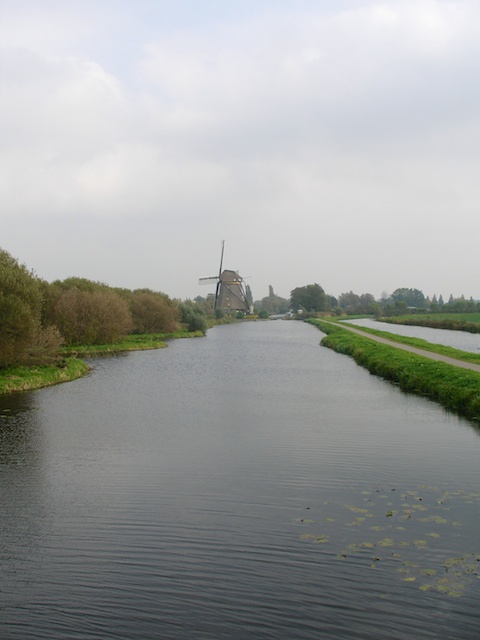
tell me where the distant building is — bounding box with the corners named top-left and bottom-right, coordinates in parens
top-left (217, 270), bottom-right (249, 312)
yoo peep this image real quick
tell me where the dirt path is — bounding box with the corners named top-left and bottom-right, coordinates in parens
top-left (321, 321), bottom-right (480, 374)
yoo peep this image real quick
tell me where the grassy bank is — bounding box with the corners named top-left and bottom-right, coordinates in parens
top-left (307, 319), bottom-right (480, 421)
top-left (381, 313), bottom-right (480, 333)
top-left (0, 330), bottom-right (205, 394)
top-left (60, 329), bottom-right (204, 357)
top-left (339, 321), bottom-right (480, 366)
top-left (0, 358), bottom-right (90, 395)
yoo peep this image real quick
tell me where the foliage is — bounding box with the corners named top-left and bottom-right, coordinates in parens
top-left (391, 288), bottom-right (427, 308)
top-left (245, 284), bottom-right (253, 307)
top-left (338, 291), bottom-right (377, 315)
top-left (307, 319), bottom-right (480, 420)
top-left (53, 289), bottom-right (133, 345)
top-left (0, 249), bottom-right (53, 367)
top-left (179, 301), bottom-right (208, 334)
top-left (381, 313), bottom-right (480, 334)
top-left (256, 285), bottom-right (290, 315)
top-left (290, 283), bottom-right (329, 312)
top-left (130, 289), bottom-right (180, 334)
top-left (51, 276), bottom-right (112, 293)
top-left (192, 295), bottom-right (215, 316)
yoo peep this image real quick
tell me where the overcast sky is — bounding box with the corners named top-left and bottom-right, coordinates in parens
top-left (1, 0), bottom-right (479, 302)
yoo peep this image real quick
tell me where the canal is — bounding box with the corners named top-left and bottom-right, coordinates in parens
top-left (343, 317), bottom-right (480, 353)
top-left (0, 320), bottom-right (479, 639)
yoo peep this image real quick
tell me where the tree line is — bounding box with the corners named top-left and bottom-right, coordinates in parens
top-left (2, 247), bottom-right (479, 369)
top-left (0, 248), bottom-right (208, 369)
top-left (283, 284), bottom-right (480, 316)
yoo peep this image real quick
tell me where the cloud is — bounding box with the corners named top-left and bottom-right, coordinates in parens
top-left (1, 1), bottom-right (480, 299)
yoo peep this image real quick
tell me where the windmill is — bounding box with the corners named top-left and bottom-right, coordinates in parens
top-left (199, 241), bottom-right (250, 313)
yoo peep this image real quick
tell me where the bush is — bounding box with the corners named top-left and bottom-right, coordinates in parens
top-left (130, 290), bottom-right (180, 334)
top-left (53, 289), bottom-right (133, 345)
top-left (180, 303), bottom-right (208, 334)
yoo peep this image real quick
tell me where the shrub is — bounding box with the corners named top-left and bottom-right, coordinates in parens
top-left (131, 290), bottom-right (180, 334)
top-left (180, 303), bottom-right (208, 334)
top-left (53, 289), bottom-right (133, 345)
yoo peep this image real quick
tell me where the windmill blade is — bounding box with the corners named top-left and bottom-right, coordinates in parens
top-left (215, 280), bottom-right (221, 309)
top-left (218, 240), bottom-right (225, 278)
top-left (199, 276), bottom-right (219, 285)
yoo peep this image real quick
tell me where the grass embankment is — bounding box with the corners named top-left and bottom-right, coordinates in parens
top-left (381, 313), bottom-right (480, 333)
top-left (339, 321), bottom-right (480, 366)
top-left (0, 330), bottom-right (205, 395)
top-left (60, 329), bottom-right (204, 357)
top-left (307, 319), bottom-right (480, 421)
top-left (0, 359), bottom-right (90, 395)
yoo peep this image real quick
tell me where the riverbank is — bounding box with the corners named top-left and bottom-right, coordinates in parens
top-left (60, 329), bottom-right (205, 358)
top-left (0, 358), bottom-right (90, 395)
top-left (307, 319), bottom-right (480, 421)
top-left (339, 320), bottom-right (480, 365)
top-left (0, 330), bottom-right (205, 395)
top-left (381, 313), bottom-right (480, 333)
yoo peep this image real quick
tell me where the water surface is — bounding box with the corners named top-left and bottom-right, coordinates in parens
top-left (343, 317), bottom-right (480, 353)
top-left (1, 320), bottom-right (479, 639)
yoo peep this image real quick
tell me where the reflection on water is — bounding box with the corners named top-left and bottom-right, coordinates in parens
top-left (0, 320), bottom-right (479, 639)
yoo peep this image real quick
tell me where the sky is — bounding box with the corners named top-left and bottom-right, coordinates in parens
top-left (1, 0), bottom-right (479, 302)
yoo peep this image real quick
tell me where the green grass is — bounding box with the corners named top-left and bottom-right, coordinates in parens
top-left (307, 319), bottom-right (480, 421)
top-left (60, 330), bottom-right (204, 357)
top-left (0, 359), bottom-right (90, 395)
top-left (0, 330), bottom-right (205, 394)
top-left (338, 321), bottom-right (480, 365)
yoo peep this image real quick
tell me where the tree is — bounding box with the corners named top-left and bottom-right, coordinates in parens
top-left (338, 291), bottom-right (361, 313)
top-left (179, 301), bottom-right (208, 334)
top-left (0, 249), bottom-right (44, 367)
top-left (257, 285), bottom-right (290, 315)
top-left (245, 284), bottom-right (253, 308)
top-left (391, 288), bottom-right (426, 309)
top-left (53, 289), bottom-right (133, 345)
top-left (290, 283), bottom-right (328, 312)
top-left (130, 290), bottom-right (179, 334)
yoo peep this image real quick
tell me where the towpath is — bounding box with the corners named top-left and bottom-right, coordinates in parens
top-left (320, 321), bottom-right (480, 374)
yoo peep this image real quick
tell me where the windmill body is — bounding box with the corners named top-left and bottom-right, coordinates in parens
top-left (199, 242), bottom-right (250, 313)
top-left (216, 269), bottom-right (249, 312)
